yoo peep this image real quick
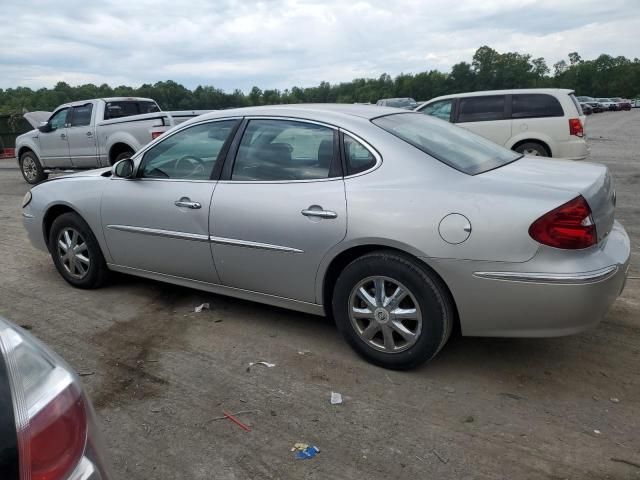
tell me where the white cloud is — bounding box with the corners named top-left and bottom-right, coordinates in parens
top-left (0, 0), bottom-right (638, 91)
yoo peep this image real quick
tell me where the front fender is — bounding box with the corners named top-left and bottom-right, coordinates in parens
top-left (15, 131), bottom-right (42, 165)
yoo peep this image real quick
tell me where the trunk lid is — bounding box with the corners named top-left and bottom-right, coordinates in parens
top-left (482, 157), bottom-right (615, 243)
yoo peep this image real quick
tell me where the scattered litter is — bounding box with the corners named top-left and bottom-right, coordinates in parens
top-left (20, 324), bottom-right (33, 331)
top-left (593, 429), bottom-right (601, 435)
top-left (610, 397), bottom-right (620, 403)
top-left (298, 350), bottom-right (312, 356)
top-left (500, 392), bottom-right (523, 401)
top-left (432, 449), bottom-right (449, 464)
top-left (149, 406), bottom-right (162, 413)
top-left (223, 410), bottom-right (251, 431)
top-left (463, 415), bottom-right (475, 423)
top-left (443, 386), bottom-right (456, 394)
top-left (246, 361), bottom-right (276, 372)
top-left (204, 410), bottom-right (257, 425)
top-left (592, 395), bottom-right (600, 401)
top-left (194, 303), bottom-right (210, 313)
top-left (330, 392), bottom-right (343, 405)
top-left (291, 443), bottom-right (320, 460)
top-left (214, 318), bottom-right (223, 323)
top-left (78, 371), bottom-right (95, 377)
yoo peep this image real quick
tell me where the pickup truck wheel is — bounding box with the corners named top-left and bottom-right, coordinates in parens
top-left (48, 212), bottom-right (109, 289)
top-left (19, 152), bottom-right (48, 184)
top-left (113, 151), bottom-right (134, 165)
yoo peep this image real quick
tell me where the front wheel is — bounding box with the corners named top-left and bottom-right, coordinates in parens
top-left (332, 251), bottom-right (454, 370)
top-left (48, 212), bottom-right (109, 289)
top-left (19, 151), bottom-right (48, 184)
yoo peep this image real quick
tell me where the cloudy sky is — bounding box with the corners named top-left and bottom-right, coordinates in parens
top-left (1, 0), bottom-right (639, 92)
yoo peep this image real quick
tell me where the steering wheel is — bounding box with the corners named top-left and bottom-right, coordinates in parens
top-left (175, 155), bottom-right (206, 178)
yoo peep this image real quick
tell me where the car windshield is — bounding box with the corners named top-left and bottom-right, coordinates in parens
top-left (372, 113), bottom-right (522, 175)
top-left (386, 98), bottom-right (417, 109)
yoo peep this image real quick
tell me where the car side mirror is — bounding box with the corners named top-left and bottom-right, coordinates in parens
top-left (113, 158), bottom-right (135, 179)
top-left (38, 122), bottom-right (52, 133)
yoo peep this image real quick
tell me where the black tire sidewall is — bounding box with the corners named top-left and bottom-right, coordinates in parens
top-left (19, 152), bottom-right (47, 184)
top-left (332, 252), bottom-right (452, 370)
top-left (113, 151), bottom-right (134, 165)
top-left (48, 212), bottom-right (107, 289)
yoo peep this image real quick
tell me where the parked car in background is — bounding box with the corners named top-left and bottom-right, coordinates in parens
top-left (596, 98), bottom-right (620, 111)
top-left (633, 99), bottom-right (640, 108)
top-left (15, 97), bottom-right (212, 184)
top-left (0, 315), bottom-right (111, 479)
top-left (581, 104), bottom-right (593, 115)
top-left (376, 98), bottom-right (418, 109)
top-left (22, 104), bottom-right (629, 369)
top-left (610, 97), bottom-right (632, 111)
top-left (416, 89), bottom-right (589, 159)
top-left (576, 96), bottom-right (603, 113)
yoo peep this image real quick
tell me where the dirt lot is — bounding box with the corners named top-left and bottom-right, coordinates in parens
top-left (1, 111), bottom-right (639, 479)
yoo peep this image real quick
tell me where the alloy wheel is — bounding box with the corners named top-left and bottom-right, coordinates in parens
top-left (22, 157), bottom-right (37, 182)
top-left (348, 276), bottom-right (422, 353)
top-left (56, 228), bottom-right (90, 279)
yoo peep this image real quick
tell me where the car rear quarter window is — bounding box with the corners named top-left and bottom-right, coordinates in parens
top-left (69, 103), bottom-right (93, 127)
top-left (232, 119), bottom-right (336, 181)
top-left (344, 134), bottom-right (376, 175)
top-left (457, 95), bottom-right (505, 123)
top-left (512, 94), bottom-right (564, 118)
top-left (372, 112), bottom-right (521, 175)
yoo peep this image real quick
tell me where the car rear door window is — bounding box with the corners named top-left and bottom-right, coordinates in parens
top-left (420, 99), bottom-right (453, 122)
top-left (140, 120), bottom-right (237, 180)
top-left (457, 96), bottom-right (505, 123)
top-left (344, 134), bottom-right (376, 175)
top-left (512, 94), bottom-right (564, 118)
top-left (232, 119), bottom-right (336, 181)
top-left (69, 104), bottom-right (93, 127)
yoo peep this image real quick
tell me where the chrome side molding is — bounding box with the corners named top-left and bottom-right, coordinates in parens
top-left (473, 265), bottom-right (618, 284)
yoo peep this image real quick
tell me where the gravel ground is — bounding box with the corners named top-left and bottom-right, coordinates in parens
top-left (1, 111), bottom-right (639, 479)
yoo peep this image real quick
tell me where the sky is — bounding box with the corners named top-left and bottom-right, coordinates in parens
top-left (1, 0), bottom-right (639, 92)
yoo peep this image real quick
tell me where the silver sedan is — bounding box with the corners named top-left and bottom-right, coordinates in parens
top-left (22, 105), bottom-right (631, 369)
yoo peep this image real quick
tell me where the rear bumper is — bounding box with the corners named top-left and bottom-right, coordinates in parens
top-left (427, 221), bottom-right (630, 337)
top-left (553, 137), bottom-right (590, 160)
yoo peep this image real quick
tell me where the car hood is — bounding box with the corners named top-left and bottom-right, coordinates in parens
top-left (48, 167), bottom-right (112, 181)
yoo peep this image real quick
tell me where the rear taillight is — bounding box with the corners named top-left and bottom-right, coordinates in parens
top-left (151, 131), bottom-right (164, 139)
top-left (569, 118), bottom-right (584, 137)
top-left (529, 195), bottom-right (597, 249)
top-left (0, 321), bottom-right (90, 480)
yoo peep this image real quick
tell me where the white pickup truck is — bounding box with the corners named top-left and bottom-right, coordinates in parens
top-left (15, 97), bottom-right (210, 183)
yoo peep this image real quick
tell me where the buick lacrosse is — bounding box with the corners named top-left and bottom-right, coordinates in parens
top-left (22, 105), bottom-right (630, 369)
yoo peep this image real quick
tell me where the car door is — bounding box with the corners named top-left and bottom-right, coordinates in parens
top-left (101, 119), bottom-right (239, 283)
top-left (210, 118), bottom-right (347, 303)
top-left (66, 103), bottom-right (99, 168)
top-left (454, 95), bottom-right (512, 146)
top-left (38, 108), bottom-right (71, 167)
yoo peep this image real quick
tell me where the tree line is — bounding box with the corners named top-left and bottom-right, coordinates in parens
top-left (1, 46), bottom-right (639, 114)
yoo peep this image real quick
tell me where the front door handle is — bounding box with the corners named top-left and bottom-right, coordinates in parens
top-left (301, 207), bottom-right (337, 219)
top-left (174, 197), bottom-right (201, 209)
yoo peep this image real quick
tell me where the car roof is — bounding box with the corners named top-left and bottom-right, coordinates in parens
top-left (101, 97), bottom-right (157, 103)
top-left (183, 103), bottom-right (407, 126)
top-left (421, 88), bottom-right (575, 105)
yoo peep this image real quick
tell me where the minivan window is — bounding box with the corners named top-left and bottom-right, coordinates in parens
top-left (69, 104), bottom-right (93, 127)
top-left (512, 94), bottom-right (564, 118)
top-left (372, 113), bottom-right (521, 175)
top-left (420, 99), bottom-right (453, 122)
top-left (457, 96), bottom-right (505, 123)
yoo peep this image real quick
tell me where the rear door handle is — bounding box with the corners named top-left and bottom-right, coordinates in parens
top-left (301, 207), bottom-right (337, 219)
top-left (174, 197), bottom-right (201, 209)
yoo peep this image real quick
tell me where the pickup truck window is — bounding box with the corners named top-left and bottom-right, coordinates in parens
top-left (104, 101), bottom-right (160, 120)
top-left (48, 108), bottom-right (70, 130)
top-left (69, 104), bottom-right (93, 127)
top-left (140, 120), bottom-right (237, 180)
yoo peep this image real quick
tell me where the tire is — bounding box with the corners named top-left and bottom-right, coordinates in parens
top-left (513, 142), bottom-right (549, 157)
top-left (48, 212), bottom-right (109, 289)
top-left (332, 251), bottom-right (455, 370)
top-left (112, 150), bottom-right (134, 165)
top-left (19, 151), bottom-right (48, 184)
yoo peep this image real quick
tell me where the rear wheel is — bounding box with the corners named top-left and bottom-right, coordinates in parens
top-left (19, 151), bottom-right (48, 184)
top-left (112, 150), bottom-right (134, 165)
top-left (332, 251), bottom-right (454, 370)
top-left (514, 142), bottom-right (549, 157)
top-left (48, 213), bottom-right (109, 289)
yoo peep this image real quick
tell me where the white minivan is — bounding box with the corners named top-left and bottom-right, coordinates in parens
top-left (416, 89), bottom-right (589, 160)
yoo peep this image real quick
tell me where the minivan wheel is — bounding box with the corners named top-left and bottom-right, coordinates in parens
top-left (514, 142), bottom-right (549, 157)
top-left (332, 251), bottom-right (454, 370)
top-left (19, 151), bottom-right (48, 184)
top-left (48, 212), bottom-right (109, 289)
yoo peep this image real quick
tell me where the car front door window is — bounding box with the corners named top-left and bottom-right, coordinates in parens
top-left (140, 120), bottom-right (237, 180)
top-left (48, 108), bottom-right (69, 130)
